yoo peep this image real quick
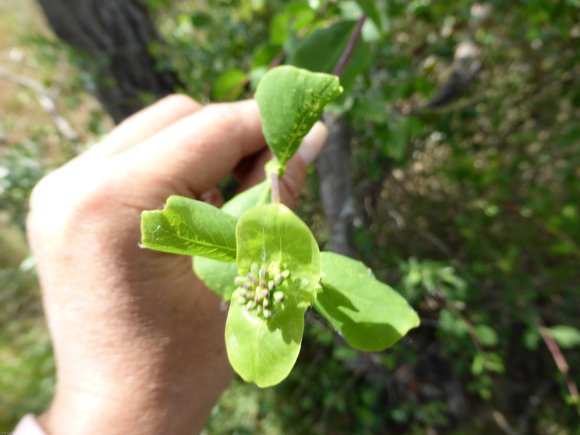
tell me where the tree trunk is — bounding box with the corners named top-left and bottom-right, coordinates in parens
top-left (37, 0), bottom-right (181, 123)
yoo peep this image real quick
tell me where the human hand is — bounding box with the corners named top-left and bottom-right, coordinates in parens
top-left (27, 96), bottom-right (327, 435)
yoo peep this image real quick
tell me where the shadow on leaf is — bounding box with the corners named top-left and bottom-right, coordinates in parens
top-left (315, 283), bottom-right (405, 351)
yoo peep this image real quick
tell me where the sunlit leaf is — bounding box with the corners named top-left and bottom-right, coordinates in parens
top-left (255, 66), bottom-right (342, 165)
top-left (193, 181), bottom-right (269, 300)
top-left (141, 196), bottom-right (236, 262)
top-left (226, 203), bottom-right (321, 386)
top-left (546, 325), bottom-right (580, 349)
top-left (222, 181), bottom-right (269, 219)
top-left (212, 69), bottom-right (247, 101)
top-left (314, 252), bottom-right (420, 351)
top-left (225, 296), bottom-right (305, 388)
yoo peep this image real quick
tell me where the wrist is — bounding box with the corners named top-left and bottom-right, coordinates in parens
top-left (39, 279), bottom-right (232, 435)
top-left (41, 363), bottom-right (231, 435)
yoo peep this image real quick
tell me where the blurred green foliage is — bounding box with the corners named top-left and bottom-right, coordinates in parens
top-left (2, 0), bottom-right (579, 432)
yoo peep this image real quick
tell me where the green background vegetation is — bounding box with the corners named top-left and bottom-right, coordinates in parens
top-left (1, 0), bottom-right (579, 433)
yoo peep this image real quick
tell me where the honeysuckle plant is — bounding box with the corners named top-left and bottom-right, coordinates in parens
top-left (140, 66), bottom-right (420, 388)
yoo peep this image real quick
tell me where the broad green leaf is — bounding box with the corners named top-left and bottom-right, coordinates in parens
top-left (222, 181), bottom-right (269, 218)
top-left (141, 196), bottom-right (236, 262)
top-left (546, 325), bottom-right (580, 349)
top-left (252, 44), bottom-right (281, 68)
top-left (314, 252), bottom-right (420, 351)
top-left (225, 296), bottom-right (305, 388)
top-left (288, 21), bottom-right (371, 95)
top-left (193, 182), bottom-right (269, 300)
top-left (474, 324), bottom-right (499, 347)
top-left (190, 11), bottom-right (212, 28)
top-left (255, 66), bottom-right (342, 165)
top-left (193, 257), bottom-right (238, 300)
top-left (235, 203), bottom-right (321, 307)
top-left (212, 69), bottom-right (247, 101)
top-left (269, 3), bottom-right (316, 46)
top-left (226, 204), bottom-right (321, 386)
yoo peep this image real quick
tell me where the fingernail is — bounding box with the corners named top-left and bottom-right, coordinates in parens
top-left (298, 121), bottom-right (328, 165)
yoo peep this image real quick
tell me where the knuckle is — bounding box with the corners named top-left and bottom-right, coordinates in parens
top-left (27, 165), bottom-right (114, 237)
top-left (162, 93), bottom-right (201, 111)
top-left (199, 103), bottom-right (238, 126)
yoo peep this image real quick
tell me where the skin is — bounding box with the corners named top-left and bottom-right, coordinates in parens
top-left (26, 95), bottom-right (328, 435)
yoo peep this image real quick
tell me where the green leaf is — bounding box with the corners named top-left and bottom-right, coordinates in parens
top-left (193, 257), bottom-right (238, 300)
top-left (236, 203), bottom-right (321, 306)
top-left (287, 21), bottom-right (371, 96)
top-left (255, 66), bottom-right (342, 165)
top-left (474, 324), bottom-right (499, 347)
top-left (269, 3), bottom-right (316, 46)
top-left (314, 252), bottom-right (420, 351)
top-left (212, 69), bottom-right (247, 101)
top-left (141, 196), bottom-right (237, 262)
top-left (192, 182), bottom-right (269, 300)
top-left (226, 203), bottom-right (321, 386)
top-left (222, 181), bottom-right (269, 218)
top-left (546, 325), bottom-right (580, 349)
top-left (225, 296), bottom-right (305, 388)
top-left (252, 44), bottom-right (281, 68)
top-left (356, 0), bottom-right (384, 31)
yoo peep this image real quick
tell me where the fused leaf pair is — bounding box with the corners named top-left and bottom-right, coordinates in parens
top-left (141, 66), bottom-right (419, 388)
top-left (142, 197), bottom-right (419, 387)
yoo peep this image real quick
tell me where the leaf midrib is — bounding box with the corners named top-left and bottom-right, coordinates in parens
top-left (154, 217), bottom-right (236, 258)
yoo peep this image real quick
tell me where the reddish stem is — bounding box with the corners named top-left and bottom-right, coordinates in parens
top-left (539, 326), bottom-right (580, 412)
top-left (333, 15), bottom-right (367, 76)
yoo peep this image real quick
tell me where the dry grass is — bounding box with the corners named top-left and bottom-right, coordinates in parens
top-left (0, 0), bottom-right (52, 142)
top-left (0, 0), bottom-right (111, 146)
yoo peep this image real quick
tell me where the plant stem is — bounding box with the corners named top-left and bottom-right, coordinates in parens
top-left (333, 15), bottom-right (367, 76)
top-left (271, 171), bottom-right (281, 203)
top-left (539, 326), bottom-right (580, 414)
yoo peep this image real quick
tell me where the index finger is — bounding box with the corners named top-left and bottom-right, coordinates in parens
top-left (112, 100), bottom-right (266, 200)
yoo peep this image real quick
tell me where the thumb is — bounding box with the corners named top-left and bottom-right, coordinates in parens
top-left (235, 121), bottom-right (328, 207)
top-left (280, 121), bottom-right (328, 207)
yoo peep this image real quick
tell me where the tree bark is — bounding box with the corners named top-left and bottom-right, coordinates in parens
top-left (37, 0), bottom-right (181, 123)
top-left (317, 113), bottom-right (357, 257)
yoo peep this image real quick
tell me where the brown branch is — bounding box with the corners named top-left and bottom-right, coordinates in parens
top-left (0, 67), bottom-right (79, 141)
top-left (315, 14), bottom-right (368, 257)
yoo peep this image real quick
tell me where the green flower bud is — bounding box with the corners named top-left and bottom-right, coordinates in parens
top-left (274, 291), bottom-right (284, 302)
top-left (274, 275), bottom-right (283, 286)
top-left (259, 264), bottom-right (267, 280)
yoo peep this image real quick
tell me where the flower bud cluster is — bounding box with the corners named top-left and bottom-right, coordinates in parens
top-left (234, 261), bottom-right (290, 319)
